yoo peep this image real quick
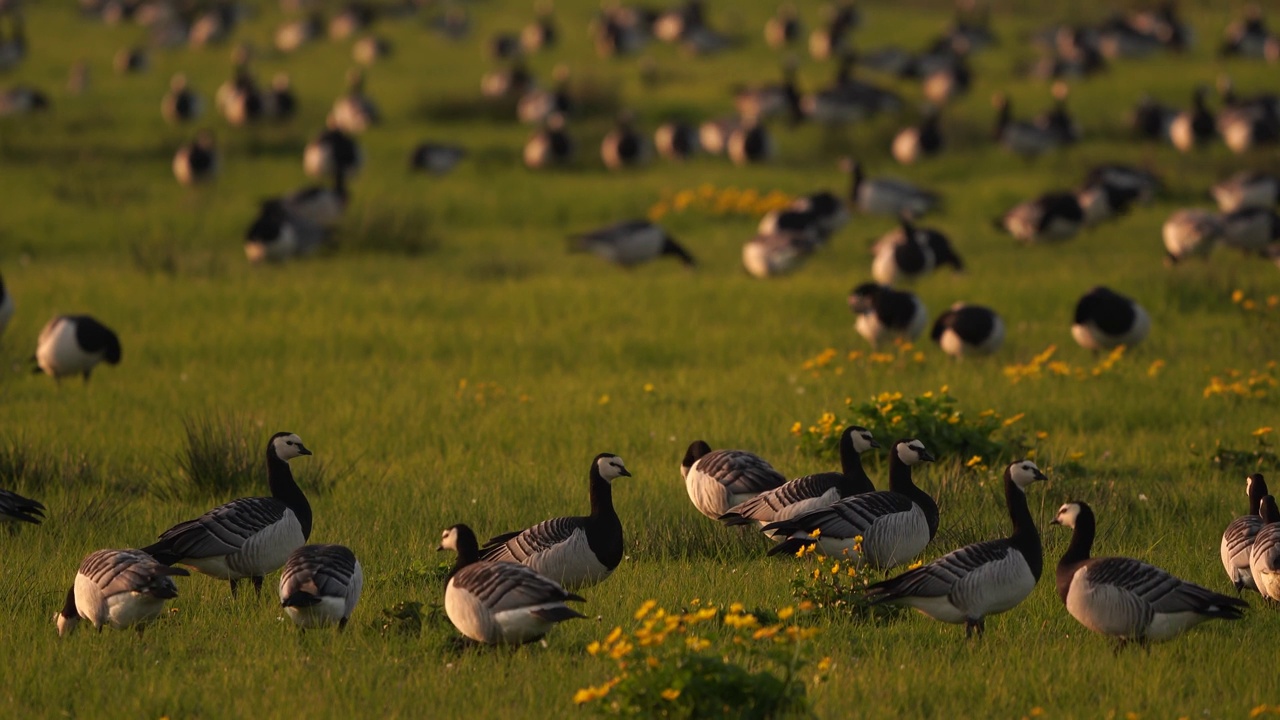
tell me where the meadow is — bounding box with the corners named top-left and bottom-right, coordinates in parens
top-left (1, 0), bottom-right (1279, 717)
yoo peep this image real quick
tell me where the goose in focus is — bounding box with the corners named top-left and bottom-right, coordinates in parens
top-left (601, 113), bottom-right (649, 170)
top-left (524, 113), bottom-right (574, 169)
top-left (764, 439), bottom-right (937, 567)
top-left (244, 199), bottom-right (324, 264)
top-left (848, 282), bottom-right (928, 348)
top-left (871, 216), bottom-right (963, 285)
top-left (305, 123), bottom-right (362, 180)
top-left (0, 271), bottom-right (13, 338)
top-left (719, 426), bottom-right (878, 533)
top-left (1221, 473), bottom-right (1269, 593)
top-left (931, 303), bottom-right (1005, 358)
top-left (142, 432), bottom-right (313, 597)
top-left (441, 524), bottom-right (585, 645)
top-left (480, 453), bottom-right (631, 590)
top-left (172, 130), bottom-right (218, 186)
top-left (1218, 208), bottom-right (1280, 255)
top-left (844, 158), bottom-right (939, 217)
top-left (1168, 87), bottom-right (1216, 152)
top-left (654, 120), bottom-right (699, 161)
top-left (1, 487), bottom-right (44, 529)
top-left (1053, 501), bottom-right (1247, 646)
top-left (682, 442), bottom-right (787, 521)
top-left (996, 192), bottom-right (1084, 244)
top-left (33, 315), bottom-right (122, 382)
top-left (1162, 209), bottom-right (1223, 265)
top-left (866, 460), bottom-right (1047, 637)
top-left (1250, 496), bottom-right (1280, 602)
top-left (409, 143), bottom-right (466, 175)
top-left (1072, 287), bottom-right (1149, 352)
top-left (1212, 172), bottom-right (1279, 213)
top-left (279, 544), bottom-right (363, 630)
top-left (892, 110), bottom-right (943, 165)
top-left (569, 220), bottom-right (694, 269)
top-left (161, 74), bottom-right (202, 124)
top-left (55, 549), bottom-right (189, 636)
top-left (742, 231), bottom-right (819, 278)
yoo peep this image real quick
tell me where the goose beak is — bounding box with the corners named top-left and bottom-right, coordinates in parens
top-left (1034, 469), bottom-right (1048, 481)
top-left (919, 449), bottom-right (936, 462)
top-left (1050, 517), bottom-right (1062, 526)
top-left (435, 543), bottom-right (445, 552)
top-left (869, 439), bottom-right (880, 448)
top-left (297, 444), bottom-right (313, 456)
top-left (619, 468), bottom-right (632, 478)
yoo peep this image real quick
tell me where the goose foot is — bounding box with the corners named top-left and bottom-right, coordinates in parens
top-left (252, 576), bottom-right (264, 596)
top-left (964, 618), bottom-right (985, 639)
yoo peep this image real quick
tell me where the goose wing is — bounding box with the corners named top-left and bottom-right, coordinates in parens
top-left (572, 219), bottom-right (653, 243)
top-left (148, 497), bottom-right (290, 561)
top-left (1222, 515), bottom-right (1263, 565)
top-left (765, 491), bottom-right (914, 537)
top-left (481, 516), bottom-right (587, 563)
top-left (698, 450), bottom-right (786, 495)
top-left (0, 488), bottom-right (45, 523)
top-left (1084, 557), bottom-right (1245, 615)
top-left (722, 472), bottom-right (842, 523)
top-left (281, 545), bottom-right (359, 599)
top-left (869, 539), bottom-right (1015, 600)
top-left (82, 549), bottom-right (188, 599)
top-left (453, 562), bottom-right (583, 612)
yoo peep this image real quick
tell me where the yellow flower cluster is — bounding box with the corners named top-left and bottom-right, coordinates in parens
top-left (1203, 362), bottom-right (1278, 399)
top-left (647, 184), bottom-right (795, 221)
top-left (573, 677), bottom-right (621, 705)
top-left (800, 342), bottom-right (926, 378)
top-left (1003, 345), bottom-right (1135, 384)
top-left (1249, 704), bottom-right (1280, 718)
top-left (1232, 289), bottom-right (1280, 313)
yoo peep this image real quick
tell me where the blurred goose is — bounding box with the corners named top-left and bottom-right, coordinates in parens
top-left (808, 1), bottom-right (858, 60)
top-left (172, 130), bottom-right (218, 186)
top-left (281, 169), bottom-right (348, 230)
top-left (1035, 81), bottom-right (1080, 146)
top-left (1221, 473), bottom-right (1269, 593)
top-left (992, 93), bottom-right (1060, 158)
top-left (275, 13), bottom-right (323, 53)
top-left (1219, 207), bottom-right (1280, 254)
top-left (517, 65), bottom-right (572, 125)
top-left (55, 549), bottom-right (189, 636)
top-left (757, 206), bottom-right (825, 247)
top-left (848, 282), bottom-right (928, 348)
top-left (142, 432), bottom-right (313, 596)
top-left (480, 453), bottom-right (631, 590)
top-left (440, 524), bottom-right (584, 645)
top-left (719, 426), bottom-right (878, 533)
top-left (523, 113), bottom-right (574, 169)
top-left (329, 4), bottom-right (374, 40)
top-left (353, 35), bottom-right (392, 66)
top-left (1129, 95), bottom-right (1176, 140)
top-left (244, 200), bottom-right (324, 264)
top-left (1082, 165), bottom-right (1161, 208)
top-left (409, 143), bottom-right (466, 175)
top-left (892, 110), bottom-right (943, 165)
top-left (1168, 87), bottom-right (1216, 152)
top-left (521, 2), bottom-right (558, 53)
top-left (867, 460), bottom-right (1048, 637)
top-left (654, 120), bottom-right (699, 161)
top-left (787, 191), bottom-right (849, 240)
top-left (742, 231), bottom-right (819, 278)
top-left (0, 271), bottom-right (14, 337)
top-left (218, 63), bottom-right (263, 126)
top-left (921, 56), bottom-right (971, 106)
top-left (1162, 209), bottom-right (1222, 265)
top-left (601, 113), bottom-right (649, 170)
top-left (1220, 6), bottom-right (1278, 60)
top-left (1076, 176), bottom-right (1149, 227)
top-left (279, 544), bottom-right (363, 630)
top-left (1217, 78), bottom-right (1280, 154)
top-left (1250, 496), bottom-right (1280, 601)
top-left (1212, 171), bottom-right (1280, 213)
top-left (871, 217), bottom-right (963, 285)
top-left (591, 7), bottom-right (650, 58)
top-left (734, 64), bottom-right (802, 124)
top-left (481, 61), bottom-right (535, 100)
top-left (33, 315), bottom-right (122, 382)
top-left (1072, 287), bottom-right (1150, 351)
top-left (1054, 501), bottom-right (1248, 646)
top-left (996, 192), bottom-right (1084, 243)
top-left (682, 442), bottom-right (787, 521)
top-left (488, 33), bottom-right (522, 61)
top-left (764, 4), bottom-right (802, 49)
top-left (569, 220), bottom-right (694, 269)
top-left (1, 487), bottom-right (44, 528)
top-left (305, 124), bottom-right (362, 180)
top-left (698, 116), bottom-right (740, 155)
top-left (845, 158), bottom-right (939, 217)
top-left (726, 121), bottom-right (773, 166)
top-left (0, 13), bottom-right (26, 71)
top-left (931, 303), bottom-right (1005, 357)
top-left (764, 439), bottom-right (937, 566)
top-left (0, 84), bottom-right (49, 117)
top-left (328, 69), bottom-right (379, 134)
top-left (804, 53), bottom-right (903, 124)
top-left (113, 47), bottom-right (148, 74)
top-left (161, 74), bottom-right (202, 124)
top-left (265, 74), bottom-right (297, 121)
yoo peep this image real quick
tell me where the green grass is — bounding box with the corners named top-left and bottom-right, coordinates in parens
top-left (2, 0), bottom-right (1279, 717)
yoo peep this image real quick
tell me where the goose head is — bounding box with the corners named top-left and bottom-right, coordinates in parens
top-left (1051, 501), bottom-right (1085, 528)
top-left (680, 440), bottom-right (712, 479)
top-left (1007, 459), bottom-right (1048, 490)
top-left (895, 438), bottom-right (934, 465)
top-left (1246, 472), bottom-right (1267, 500)
top-left (845, 425), bottom-right (879, 453)
top-left (595, 453), bottom-right (631, 482)
top-left (54, 587), bottom-right (79, 638)
top-left (438, 524), bottom-right (466, 552)
top-left (270, 432), bottom-right (312, 460)
top-left (847, 282), bottom-right (884, 314)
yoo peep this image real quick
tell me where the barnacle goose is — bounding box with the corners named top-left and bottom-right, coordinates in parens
top-left (698, 116), bottom-right (739, 155)
top-left (0, 271), bottom-right (13, 338)
top-left (172, 130), bottom-right (218, 186)
top-left (866, 460), bottom-right (1047, 637)
top-left (142, 432), bottom-right (313, 596)
top-left (480, 453), bottom-right (631, 590)
top-left (1250, 496), bottom-right (1280, 601)
top-left (996, 192), bottom-right (1084, 244)
top-left (113, 47), bottom-right (148, 75)
top-left (802, 52), bottom-right (903, 125)
top-left (1162, 209), bottom-right (1223, 265)
top-left (353, 36), bottom-right (393, 66)
top-left (55, 549), bottom-right (189, 636)
top-left (1168, 87), bottom-right (1217, 152)
top-left (1220, 5), bottom-right (1278, 59)
top-left (569, 220), bottom-right (694, 269)
top-left (328, 69), bottom-right (379, 134)
top-left (33, 315), bottom-right (122, 382)
top-left (217, 58), bottom-right (263, 127)
top-left (726, 121), bottom-right (773, 166)
top-left (1218, 207), bottom-right (1280, 255)
top-left (244, 199), bottom-right (324, 264)
top-left (517, 65), bottom-right (573, 125)
top-left (409, 143), bottom-right (466, 175)
top-left (282, 168), bottom-right (348, 230)
top-left (1212, 171), bottom-right (1280, 213)
top-left (1216, 77), bottom-right (1280, 154)
top-left (1053, 501), bottom-right (1247, 646)
top-left (764, 4), bottom-right (802, 49)
top-left (992, 93), bottom-right (1061, 159)
top-left (279, 544), bottom-right (363, 630)
top-left (654, 120), bottom-right (700, 161)
top-left (848, 282), bottom-right (928, 348)
top-left (0, 84), bottom-right (49, 117)
top-left (161, 74), bottom-right (202, 124)
top-left (764, 439), bottom-right (937, 567)
top-left (1078, 165), bottom-right (1161, 225)
top-left (1, 487), bottom-right (44, 528)
top-left (1071, 287), bottom-right (1150, 351)
top-left (521, 2), bottom-right (558, 53)
top-left (921, 54), bottom-right (970, 106)
top-left (742, 231), bottom-right (819, 278)
top-left (808, 2), bottom-right (858, 61)
top-left (845, 158), bottom-right (938, 217)
top-left (441, 524), bottom-right (584, 645)
top-left (275, 13), bottom-right (323, 53)
top-left (892, 110), bottom-right (943, 165)
top-left (734, 64), bottom-right (802, 124)
top-left (481, 61), bottom-right (535, 100)
top-left (524, 113), bottom-right (574, 169)
top-left (601, 113), bottom-right (649, 170)
top-left (1221, 473), bottom-right (1269, 593)
top-left (682, 442), bottom-right (787, 520)
top-left (719, 426), bottom-right (877, 533)
top-left (305, 123), bottom-right (362, 180)
top-left (871, 217), bottom-right (963, 285)
top-left (265, 74), bottom-right (297, 122)
top-left (931, 303), bottom-right (1004, 358)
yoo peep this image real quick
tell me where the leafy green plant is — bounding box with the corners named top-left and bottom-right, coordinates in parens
top-left (785, 538), bottom-right (904, 623)
top-left (1205, 428), bottom-right (1278, 470)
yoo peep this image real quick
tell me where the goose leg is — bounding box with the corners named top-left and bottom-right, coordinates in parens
top-left (252, 576), bottom-right (264, 596)
top-left (339, 618), bottom-right (348, 631)
top-left (229, 578), bottom-right (239, 597)
top-left (964, 618), bottom-right (984, 639)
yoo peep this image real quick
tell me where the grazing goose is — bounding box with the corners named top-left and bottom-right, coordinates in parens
top-left (1053, 501), bottom-right (1247, 646)
top-left (517, 65), bottom-right (573, 125)
top-left (921, 54), bottom-right (971, 106)
top-left (409, 143), bottom-right (466, 175)
top-left (681, 442), bottom-right (787, 521)
top-left (654, 120), bottom-right (700, 161)
top-left (788, 191), bottom-right (849, 240)
top-left (726, 121), bottom-right (773, 166)
top-left (441, 524), bottom-right (584, 645)
top-left (480, 61), bottom-right (535, 100)
top-left (808, 2), bottom-right (858, 60)
top-left (489, 33), bottom-right (523, 61)
top-left (1217, 80), bottom-right (1280, 154)
top-left (992, 93), bottom-right (1060, 159)
top-left (33, 315), bottom-right (122, 382)
top-left (803, 53), bottom-right (904, 125)
top-left (1035, 81), bottom-right (1080, 146)
top-left (1221, 473), bottom-right (1269, 593)
top-left (161, 74), bottom-right (202, 124)
top-left (1168, 87), bottom-right (1217, 152)
top-left (275, 13), bottom-right (323, 53)
top-left (142, 432), bottom-right (313, 596)
top-left (845, 158), bottom-right (939, 217)
top-left (328, 69), bottom-right (379, 134)
top-left (866, 460), bottom-right (1048, 637)
top-left (1, 487), bottom-right (44, 528)
top-left (1220, 6), bottom-right (1278, 60)
top-left (1129, 95), bottom-right (1176, 140)
top-left (871, 217), bottom-right (963, 285)
top-left (742, 231), bottom-right (819, 278)
top-left (1218, 208), bottom-right (1280, 255)
top-left (892, 110), bottom-right (943, 165)
top-left (0, 84), bottom-right (49, 117)
top-left (764, 439), bottom-right (937, 567)
top-left (569, 220), bottom-right (694, 269)
top-left (523, 113), bottom-right (574, 169)
top-left (600, 113), bottom-right (649, 170)
top-left (1212, 172), bottom-right (1280, 213)
top-left (521, 2), bottom-right (558, 53)
top-left (1250, 496), bottom-right (1280, 602)
top-left (698, 116), bottom-right (740, 155)
top-left (1162, 209), bottom-right (1223, 265)
top-left (219, 64), bottom-right (264, 127)
top-left (282, 168), bottom-right (348, 229)
top-left (848, 282), bottom-right (928, 348)
top-left (996, 192), bottom-right (1084, 244)
top-left (931, 303), bottom-right (1005, 358)
top-left (719, 426), bottom-right (878, 533)
top-left (764, 4), bottom-right (802, 49)
top-left (480, 453), bottom-right (631, 590)
top-left (734, 64), bottom-right (802, 124)
top-left (305, 124), bottom-right (362, 180)
top-left (55, 549), bottom-right (189, 636)
top-left (172, 130), bottom-right (218, 186)
top-left (1071, 287), bottom-right (1150, 351)
top-left (1082, 165), bottom-right (1161, 209)
top-left (0, 271), bottom-right (13, 338)
top-left (757, 207), bottom-right (825, 248)
top-left (244, 200), bottom-right (324, 264)
top-left (279, 544), bottom-right (363, 630)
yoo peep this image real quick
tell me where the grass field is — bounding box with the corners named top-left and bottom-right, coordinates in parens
top-left (2, 0), bottom-right (1279, 717)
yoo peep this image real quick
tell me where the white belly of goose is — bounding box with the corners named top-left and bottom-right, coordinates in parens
top-left (910, 551), bottom-right (1036, 624)
top-left (187, 511), bottom-right (305, 580)
top-left (73, 574), bottom-right (166, 631)
top-left (861, 506), bottom-right (931, 568)
top-left (445, 581), bottom-right (559, 645)
top-left (685, 469), bottom-right (736, 519)
top-left (286, 597), bottom-right (349, 629)
top-left (1251, 528), bottom-right (1280, 601)
top-left (1221, 516), bottom-right (1262, 590)
top-left (37, 321), bottom-right (100, 377)
top-left (524, 528), bottom-right (611, 590)
top-left (1065, 570), bottom-right (1150, 638)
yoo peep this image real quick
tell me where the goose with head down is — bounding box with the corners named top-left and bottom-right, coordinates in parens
top-left (1222, 473), bottom-right (1269, 592)
top-left (55, 549), bottom-right (189, 636)
top-left (682, 442), bottom-right (787, 520)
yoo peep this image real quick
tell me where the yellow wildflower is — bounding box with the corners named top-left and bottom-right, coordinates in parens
top-left (598, 394), bottom-right (610, 405)
top-left (817, 656), bottom-right (833, 672)
top-left (1002, 413), bottom-right (1025, 427)
top-left (777, 606), bottom-right (795, 620)
top-left (1254, 427), bottom-right (1274, 437)
top-left (661, 689), bottom-right (681, 701)
top-left (634, 599), bottom-right (658, 620)
top-left (966, 455), bottom-right (984, 468)
top-left (643, 383), bottom-right (654, 393)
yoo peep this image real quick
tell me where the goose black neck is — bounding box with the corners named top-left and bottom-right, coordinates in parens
top-left (1005, 473), bottom-right (1042, 580)
top-left (837, 434), bottom-right (874, 494)
top-left (449, 527), bottom-right (481, 579)
top-left (888, 451), bottom-right (937, 538)
top-left (663, 236), bottom-right (696, 267)
top-left (1248, 474), bottom-right (1270, 516)
top-left (848, 163), bottom-right (863, 197)
top-left (1055, 506), bottom-right (1095, 604)
top-left (58, 586), bottom-right (78, 620)
top-left (589, 466), bottom-right (617, 520)
top-left (268, 447), bottom-right (312, 540)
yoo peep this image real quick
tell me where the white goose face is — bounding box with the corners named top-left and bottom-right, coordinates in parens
top-left (438, 526), bottom-right (458, 552)
top-left (849, 427), bottom-right (878, 453)
top-left (1053, 502), bottom-right (1082, 528)
top-left (598, 455), bottom-right (632, 482)
top-left (1247, 474), bottom-right (1261, 498)
top-left (272, 433), bottom-right (312, 461)
top-left (896, 439), bottom-right (934, 465)
top-left (1008, 460), bottom-right (1048, 489)
top-left (55, 611), bottom-right (78, 637)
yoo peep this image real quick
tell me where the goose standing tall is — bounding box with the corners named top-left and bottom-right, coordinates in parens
top-left (763, 439), bottom-right (937, 567)
top-left (1221, 473), bottom-right (1269, 592)
top-left (55, 549), bottom-right (189, 636)
top-left (142, 432), bottom-right (313, 596)
top-left (681, 442), bottom-right (787, 520)
top-left (480, 453), bottom-right (630, 590)
top-left (279, 544), bottom-right (363, 630)
top-left (718, 426), bottom-right (877, 533)
top-left (865, 460), bottom-right (1047, 638)
top-left (1248, 495), bottom-right (1280, 602)
top-left (1053, 501), bottom-right (1247, 646)
top-left (441, 524), bottom-right (585, 645)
